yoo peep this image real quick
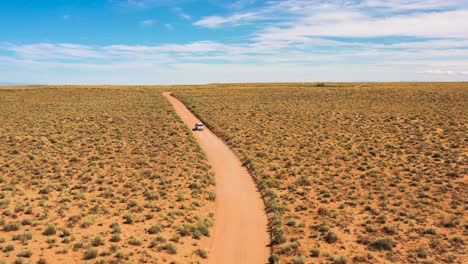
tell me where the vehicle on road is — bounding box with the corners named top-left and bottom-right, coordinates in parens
top-left (194, 122), bottom-right (205, 131)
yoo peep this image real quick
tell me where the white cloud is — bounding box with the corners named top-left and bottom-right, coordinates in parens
top-left (257, 10), bottom-right (468, 42)
top-left (423, 69), bottom-right (456, 75)
top-left (423, 69), bottom-right (468, 75)
top-left (194, 12), bottom-right (259, 28)
top-left (358, 0), bottom-right (467, 11)
top-left (1, 43), bottom-right (104, 60)
top-left (173, 7), bottom-right (191, 21)
top-left (140, 19), bottom-right (156, 26)
top-left (2, 0), bottom-right (468, 84)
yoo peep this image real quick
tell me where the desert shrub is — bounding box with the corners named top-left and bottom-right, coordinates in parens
top-left (159, 243), bottom-right (177, 254)
top-left (110, 222), bottom-right (121, 234)
top-left (334, 256), bottom-right (347, 264)
top-left (17, 249), bottom-right (33, 258)
top-left (268, 254), bottom-right (280, 264)
top-left (4, 221), bottom-right (20, 231)
top-left (272, 231), bottom-right (287, 245)
top-left (281, 241), bottom-right (300, 254)
top-left (194, 248), bottom-right (208, 258)
top-left (148, 224), bottom-right (162, 234)
top-left (83, 247), bottom-right (98, 260)
top-left (21, 219), bottom-right (32, 226)
top-left (324, 231), bottom-right (338, 243)
top-left (178, 221), bottom-right (210, 239)
top-left (128, 236), bottom-right (142, 246)
top-left (208, 192), bottom-right (216, 201)
top-left (451, 236), bottom-right (464, 245)
top-left (92, 235), bottom-right (105, 246)
top-left (170, 234), bottom-right (181, 243)
top-left (424, 227), bottom-right (437, 235)
top-left (383, 225), bottom-right (397, 235)
top-left (110, 234), bottom-right (121, 242)
top-left (123, 213), bottom-right (134, 224)
top-left (37, 258), bottom-right (47, 264)
top-left (287, 220), bottom-right (297, 227)
top-left (13, 259), bottom-right (24, 264)
top-left (73, 241), bottom-right (84, 250)
top-left (416, 247), bottom-right (427, 258)
top-left (43, 224), bottom-right (56, 236)
top-left (440, 217), bottom-right (459, 228)
top-left (12, 231), bottom-right (33, 243)
top-left (3, 244), bottom-right (14, 252)
top-left (370, 238), bottom-right (395, 251)
top-left (311, 249), bottom-right (320, 257)
top-left (80, 220), bottom-right (93, 228)
top-left (292, 255), bottom-right (305, 264)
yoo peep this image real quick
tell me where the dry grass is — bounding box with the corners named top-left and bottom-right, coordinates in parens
top-left (174, 83), bottom-right (467, 264)
top-left (0, 87), bottom-right (215, 263)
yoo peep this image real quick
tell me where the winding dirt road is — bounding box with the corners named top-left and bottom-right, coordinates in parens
top-left (163, 92), bottom-right (270, 264)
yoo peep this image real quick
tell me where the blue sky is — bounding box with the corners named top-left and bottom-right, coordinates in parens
top-left (1, 0), bottom-right (468, 84)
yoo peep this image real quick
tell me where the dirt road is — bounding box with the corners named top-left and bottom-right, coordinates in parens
top-left (163, 92), bottom-right (270, 264)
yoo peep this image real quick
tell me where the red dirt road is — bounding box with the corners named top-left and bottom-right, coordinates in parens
top-left (163, 92), bottom-right (270, 264)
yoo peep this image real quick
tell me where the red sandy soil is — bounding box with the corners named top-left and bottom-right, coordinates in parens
top-left (163, 92), bottom-right (270, 264)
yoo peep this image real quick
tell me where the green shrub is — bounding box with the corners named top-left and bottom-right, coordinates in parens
top-left (91, 235), bottom-right (105, 247)
top-left (128, 236), bottom-right (142, 246)
top-left (416, 247), bottom-right (427, 258)
top-left (324, 231), bottom-right (338, 243)
top-left (17, 249), bottom-right (33, 258)
top-left (37, 258), bottom-right (47, 264)
top-left (334, 256), bottom-right (347, 264)
top-left (293, 255), bottom-right (305, 264)
top-left (110, 234), bottom-right (121, 242)
top-left (73, 241), bottom-right (84, 251)
top-left (12, 231), bottom-right (33, 243)
top-left (383, 226), bottom-right (397, 235)
top-left (3, 244), bottom-right (14, 252)
top-left (194, 248), bottom-right (208, 259)
top-left (159, 243), bottom-right (177, 254)
top-left (148, 224), bottom-right (162, 234)
top-left (268, 253), bottom-right (280, 264)
top-left (424, 227), bottom-right (437, 235)
top-left (43, 224), bottom-right (56, 236)
top-left (370, 238), bottom-right (395, 251)
top-left (272, 232), bottom-right (286, 245)
top-left (13, 259), bottom-right (23, 264)
top-left (123, 213), bottom-right (134, 224)
top-left (4, 222), bottom-right (20, 231)
top-left (311, 249), bottom-right (320, 257)
top-left (83, 247), bottom-right (98, 260)
top-left (110, 222), bottom-right (121, 234)
top-left (80, 220), bottom-right (92, 228)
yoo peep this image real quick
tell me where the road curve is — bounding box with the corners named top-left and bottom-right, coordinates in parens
top-left (163, 92), bottom-right (270, 264)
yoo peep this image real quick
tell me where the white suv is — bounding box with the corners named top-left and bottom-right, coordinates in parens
top-left (194, 123), bottom-right (205, 131)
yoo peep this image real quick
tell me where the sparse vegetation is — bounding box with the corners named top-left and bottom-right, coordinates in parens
top-left (0, 87), bottom-right (215, 263)
top-left (175, 83), bottom-right (467, 264)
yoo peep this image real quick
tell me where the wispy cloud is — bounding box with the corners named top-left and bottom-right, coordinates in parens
top-left (173, 7), bottom-right (191, 21)
top-left (2, 0), bottom-right (468, 84)
top-left (194, 12), bottom-right (259, 28)
top-left (257, 10), bottom-right (468, 42)
top-left (140, 19), bottom-right (156, 26)
top-left (422, 69), bottom-right (468, 75)
top-left (1, 43), bottom-right (105, 60)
